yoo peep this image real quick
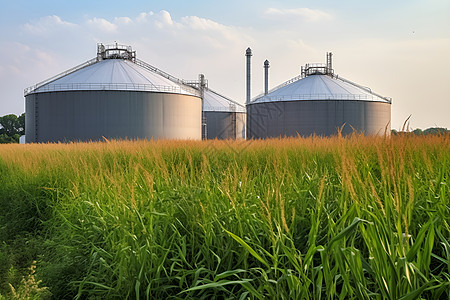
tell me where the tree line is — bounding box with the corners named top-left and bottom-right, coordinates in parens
top-left (0, 113), bottom-right (25, 143)
top-left (391, 127), bottom-right (449, 136)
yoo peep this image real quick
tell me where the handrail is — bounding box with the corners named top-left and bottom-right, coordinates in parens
top-left (252, 93), bottom-right (391, 103)
top-left (251, 74), bottom-right (303, 102)
top-left (134, 59), bottom-right (200, 96)
top-left (24, 57), bottom-right (202, 97)
top-left (24, 57), bottom-right (99, 96)
top-left (251, 73), bottom-right (392, 104)
top-left (204, 106), bottom-right (246, 112)
top-left (134, 59), bottom-right (184, 85)
top-left (205, 88), bottom-right (245, 110)
top-left (184, 80), bottom-right (207, 87)
top-left (334, 75), bottom-right (392, 103)
top-left (24, 83), bottom-right (198, 95)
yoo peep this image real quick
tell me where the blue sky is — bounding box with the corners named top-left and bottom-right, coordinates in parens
top-left (1, 0), bottom-right (449, 129)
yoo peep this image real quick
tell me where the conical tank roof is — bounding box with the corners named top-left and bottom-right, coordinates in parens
top-left (25, 43), bottom-right (199, 97)
top-left (203, 88), bottom-right (245, 112)
top-left (30, 59), bottom-right (196, 96)
top-left (252, 74), bottom-right (390, 104)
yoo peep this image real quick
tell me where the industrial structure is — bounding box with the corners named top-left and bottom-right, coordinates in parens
top-left (181, 74), bottom-right (246, 140)
top-left (24, 44), bottom-right (202, 143)
top-left (202, 87), bottom-right (246, 139)
top-left (246, 50), bottom-right (392, 138)
top-left (26, 43), bottom-right (390, 142)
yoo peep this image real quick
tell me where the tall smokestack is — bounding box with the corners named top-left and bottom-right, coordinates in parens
top-left (264, 59), bottom-right (270, 95)
top-left (246, 47), bottom-right (252, 104)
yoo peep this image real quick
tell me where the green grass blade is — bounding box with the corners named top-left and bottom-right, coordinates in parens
top-left (326, 217), bottom-right (370, 250)
top-left (182, 279), bottom-right (253, 292)
top-left (397, 281), bottom-right (432, 300)
top-left (222, 228), bottom-right (269, 268)
top-left (214, 269), bottom-right (247, 281)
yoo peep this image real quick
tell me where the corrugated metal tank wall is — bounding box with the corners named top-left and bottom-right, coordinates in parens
top-left (247, 100), bottom-right (391, 138)
top-left (205, 111), bottom-right (246, 139)
top-left (26, 91), bottom-right (201, 143)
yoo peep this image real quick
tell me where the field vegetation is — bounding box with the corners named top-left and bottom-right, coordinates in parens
top-left (0, 134), bottom-right (449, 299)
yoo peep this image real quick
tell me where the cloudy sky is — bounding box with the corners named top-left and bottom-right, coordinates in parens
top-left (0, 0), bottom-right (449, 130)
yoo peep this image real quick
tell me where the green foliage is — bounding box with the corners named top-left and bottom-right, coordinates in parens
top-left (0, 113), bottom-right (24, 143)
top-left (0, 135), bottom-right (449, 299)
top-left (394, 127), bottom-right (449, 136)
top-left (423, 127), bottom-right (449, 135)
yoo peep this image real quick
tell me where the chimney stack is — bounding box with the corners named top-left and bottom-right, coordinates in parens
top-left (245, 47), bottom-right (252, 104)
top-left (264, 60), bottom-right (270, 95)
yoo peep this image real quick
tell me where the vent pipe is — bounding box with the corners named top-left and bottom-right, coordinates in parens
top-left (326, 52), bottom-right (333, 75)
top-left (245, 47), bottom-right (252, 104)
top-left (264, 60), bottom-right (270, 95)
top-left (199, 74), bottom-right (207, 140)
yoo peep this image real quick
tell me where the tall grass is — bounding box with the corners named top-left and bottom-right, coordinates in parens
top-left (0, 134), bottom-right (449, 299)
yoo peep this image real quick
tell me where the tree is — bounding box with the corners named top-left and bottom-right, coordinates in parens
top-left (0, 113), bottom-right (25, 143)
top-left (423, 127), bottom-right (448, 135)
top-left (18, 113), bottom-right (25, 135)
top-left (413, 128), bottom-right (423, 135)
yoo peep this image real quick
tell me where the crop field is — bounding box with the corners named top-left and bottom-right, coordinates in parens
top-left (0, 135), bottom-right (449, 299)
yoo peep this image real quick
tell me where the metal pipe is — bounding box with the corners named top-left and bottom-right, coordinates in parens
top-left (264, 60), bottom-right (269, 95)
top-left (199, 74), bottom-right (207, 139)
top-left (246, 47), bottom-right (252, 104)
top-left (326, 52), bottom-right (333, 75)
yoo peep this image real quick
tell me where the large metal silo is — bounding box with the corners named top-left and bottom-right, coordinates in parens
top-left (247, 52), bottom-right (391, 138)
top-left (203, 88), bottom-right (246, 139)
top-left (24, 44), bottom-right (202, 143)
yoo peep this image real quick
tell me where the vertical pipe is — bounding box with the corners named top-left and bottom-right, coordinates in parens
top-left (326, 52), bottom-right (333, 75)
top-left (264, 60), bottom-right (270, 95)
top-left (245, 47), bottom-right (252, 104)
top-left (199, 74), bottom-right (207, 139)
top-left (329, 52), bottom-right (333, 70)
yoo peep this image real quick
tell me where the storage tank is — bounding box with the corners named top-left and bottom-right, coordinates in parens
top-left (247, 52), bottom-right (391, 138)
top-left (24, 44), bottom-right (202, 143)
top-left (203, 87), bottom-right (246, 139)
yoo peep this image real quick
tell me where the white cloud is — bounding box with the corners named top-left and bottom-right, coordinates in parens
top-left (87, 17), bottom-right (118, 32)
top-left (158, 10), bottom-right (174, 26)
top-left (114, 17), bottom-right (133, 25)
top-left (182, 16), bottom-right (225, 31)
top-left (0, 43), bottom-right (62, 79)
top-left (0, 41), bottom-right (69, 115)
top-left (264, 8), bottom-right (332, 22)
top-left (136, 11), bottom-right (154, 23)
top-left (23, 15), bottom-right (77, 35)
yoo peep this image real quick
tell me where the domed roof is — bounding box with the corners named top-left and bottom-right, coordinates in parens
top-left (252, 74), bottom-right (391, 104)
top-left (29, 59), bottom-right (197, 96)
top-left (25, 43), bottom-right (200, 97)
top-left (203, 88), bottom-right (245, 113)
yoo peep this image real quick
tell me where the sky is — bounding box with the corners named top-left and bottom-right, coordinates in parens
top-left (0, 0), bottom-right (449, 130)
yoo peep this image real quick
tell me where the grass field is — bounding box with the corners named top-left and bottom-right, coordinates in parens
top-left (0, 135), bottom-right (449, 299)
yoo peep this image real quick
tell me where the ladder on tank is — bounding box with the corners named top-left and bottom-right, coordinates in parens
top-left (230, 103), bottom-right (236, 139)
top-left (202, 116), bottom-right (207, 140)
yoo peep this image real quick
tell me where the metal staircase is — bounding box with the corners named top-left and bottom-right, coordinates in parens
top-left (134, 59), bottom-right (200, 96)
